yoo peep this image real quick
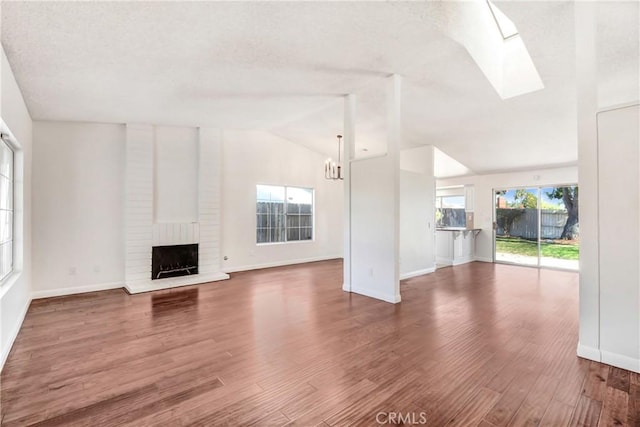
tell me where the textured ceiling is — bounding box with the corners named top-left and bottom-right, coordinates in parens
top-left (1, 1), bottom-right (638, 175)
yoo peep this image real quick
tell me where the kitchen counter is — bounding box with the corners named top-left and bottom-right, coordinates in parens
top-left (436, 228), bottom-right (481, 266)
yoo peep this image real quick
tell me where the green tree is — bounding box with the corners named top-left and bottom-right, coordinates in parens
top-left (546, 186), bottom-right (579, 240)
top-left (511, 189), bottom-right (538, 209)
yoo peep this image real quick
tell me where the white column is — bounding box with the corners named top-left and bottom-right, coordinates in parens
top-left (124, 124), bottom-right (154, 289)
top-left (575, 1), bottom-right (601, 363)
top-left (342, 94), bottom-right (355, 292)
top-left (387, 74), bottom-right (402, 299)
top-left (347, 74), bottom-right (402, 304)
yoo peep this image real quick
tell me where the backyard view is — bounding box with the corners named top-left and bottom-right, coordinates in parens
top-left (496, 237), bottom-right (579, 259)
top-left (495, 186), bottom-right (579, 270)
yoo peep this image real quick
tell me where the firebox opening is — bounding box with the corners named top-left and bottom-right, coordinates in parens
top-left (151, 244), bottom-right (198, 280)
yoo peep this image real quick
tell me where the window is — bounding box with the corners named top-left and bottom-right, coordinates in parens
top-left (257, 185), bottom-right (313, 244)
top-left (0, 137), bottom-right (13, 282)
top-left (436, 195), bottom-right (466, 228)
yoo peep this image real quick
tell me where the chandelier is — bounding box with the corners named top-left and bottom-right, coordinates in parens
top-left (324, 135), bottom-right (343, 180)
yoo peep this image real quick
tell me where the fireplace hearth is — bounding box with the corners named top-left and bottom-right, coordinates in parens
top-left (152, 244), bottom-right (198, 280)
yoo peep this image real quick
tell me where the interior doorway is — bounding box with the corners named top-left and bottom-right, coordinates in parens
top-left (494, 185), bottom-right (579, 270)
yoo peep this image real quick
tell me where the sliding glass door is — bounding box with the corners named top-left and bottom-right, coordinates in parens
top-left (494, 186), bottom-right (579, 270)
top-left (495, 188), bottom-right (540, 266)
top-left (539, 186), bottom-right (579, 269)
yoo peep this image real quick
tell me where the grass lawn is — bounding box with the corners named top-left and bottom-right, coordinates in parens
top-left (496, 236), bottom-right (580, 260)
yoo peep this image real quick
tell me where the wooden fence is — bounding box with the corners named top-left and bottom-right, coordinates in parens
top-left (496, 208), bottom-right (573, 240)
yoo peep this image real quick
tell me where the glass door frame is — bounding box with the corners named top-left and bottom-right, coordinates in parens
top-left (492, 183), bottom-right (579, 271)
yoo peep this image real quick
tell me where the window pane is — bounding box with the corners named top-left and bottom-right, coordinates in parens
top-left (299, 215), bottom-right (312, 227)
top-left (287, 215), bottom-right (299, 228)
top-left (300, 227), bottom-right (313, 240)
top-left (0, 140), bottom-right (12, 283)
top-left (256, 185), bottom-right (287, 243)
top-left (257, 228), bottom-right (268, 243)
top-left (437, 208), bottom-right (466, 228)
top-left (286, 187), bottom-right (312, 205)
top-left (257, 201), bottom-right (269, 214)
top-left (0, 142), bottom-right (12, 180)
top-left (287, 203), bottom-right (300, 214)
top-left (257, 185), bottom-right (313, 244)
top-left (0, 176), bottom-right (11, 210)
top-left (300, 203), bottom-right (312, 214)
top-left (0, 241), bottom-right (11, 280)
top-left (442, 196), bottom-right (465, 209)
top-left (287, 228), bottom-right (300, 241)
top-left (277, 213), bottom-right (286, 229)
top-left (273, 226), bottom-right (285, 242)
top-left (0, 211), bottom-right (12, 243)
top-left (257, 185), bottom-right (285, 203)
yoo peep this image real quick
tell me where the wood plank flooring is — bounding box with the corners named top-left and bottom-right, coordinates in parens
top-left (1, 260), bottom-right (638, 426)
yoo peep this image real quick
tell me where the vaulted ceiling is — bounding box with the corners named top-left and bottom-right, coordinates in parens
top-left (2, 1), bottom-right (638, 176)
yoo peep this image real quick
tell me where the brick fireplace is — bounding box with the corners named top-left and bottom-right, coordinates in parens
top-left (124, 124), bottom-right (229, 293)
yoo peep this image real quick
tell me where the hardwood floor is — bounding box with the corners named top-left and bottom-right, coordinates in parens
top-left (1, 260), bottom-right (638, 426)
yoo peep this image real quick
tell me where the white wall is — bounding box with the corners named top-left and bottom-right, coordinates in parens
top-left (575, 1), bottom-right (640, 373)
top-left (221, 130), bottom-right (343, 272)
top-left (595, 105), bottom-right (639, 372)
top-left (437, 166), bottom-right (578, 262)
top-left (32, 121), bottom-right (125, 297)
top-left (350, 155), bottom-right (399, 302)
top-left (0, 47), bottom-right (33, 369)
top-left (154, 126), bottom-right (198, 223)
top-left (30, 125), bottom-right (340, 293)
top-left (399, 146), bottom-right (435, 279)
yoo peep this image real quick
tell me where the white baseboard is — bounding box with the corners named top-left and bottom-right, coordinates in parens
top-left (601, 350), bottom-right (640, 374)
top-left (32, 281), bottom-right (123, 299)
top-left (474, 256), bottom-right (494, 263)
top-left (577, 343), bottom-right (640, 373)
top-left (342, 282), bottom-right (351, 292)
top-left (125, 272), bottom-right (230, 294)
top-left (436, 257), bottom-right (452, 266)
top-left (349, 284), bottom-right (401, 304)
top-left (452, 257), bottom-right (475, 266)
top-left (1, 296), bottom-right (31, 371)
top-left (437, 257), bottom-right (477, 266)
top-left (223, 255), bottom-right (342, 273)
top-left (577, 342), bottom-right (601, 362)
top-left (400, 267), bottom-right (436, 280)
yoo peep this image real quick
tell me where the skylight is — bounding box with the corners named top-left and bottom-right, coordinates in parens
top-left (487, 0), bottom-right (518, 39)
top-left (428, 0), bottom-right (544, 99)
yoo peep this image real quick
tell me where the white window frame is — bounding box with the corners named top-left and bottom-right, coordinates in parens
top-left (0, 133), bottom-right (14, 285)
top-left (256, 184), bottom-right (315, 245)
